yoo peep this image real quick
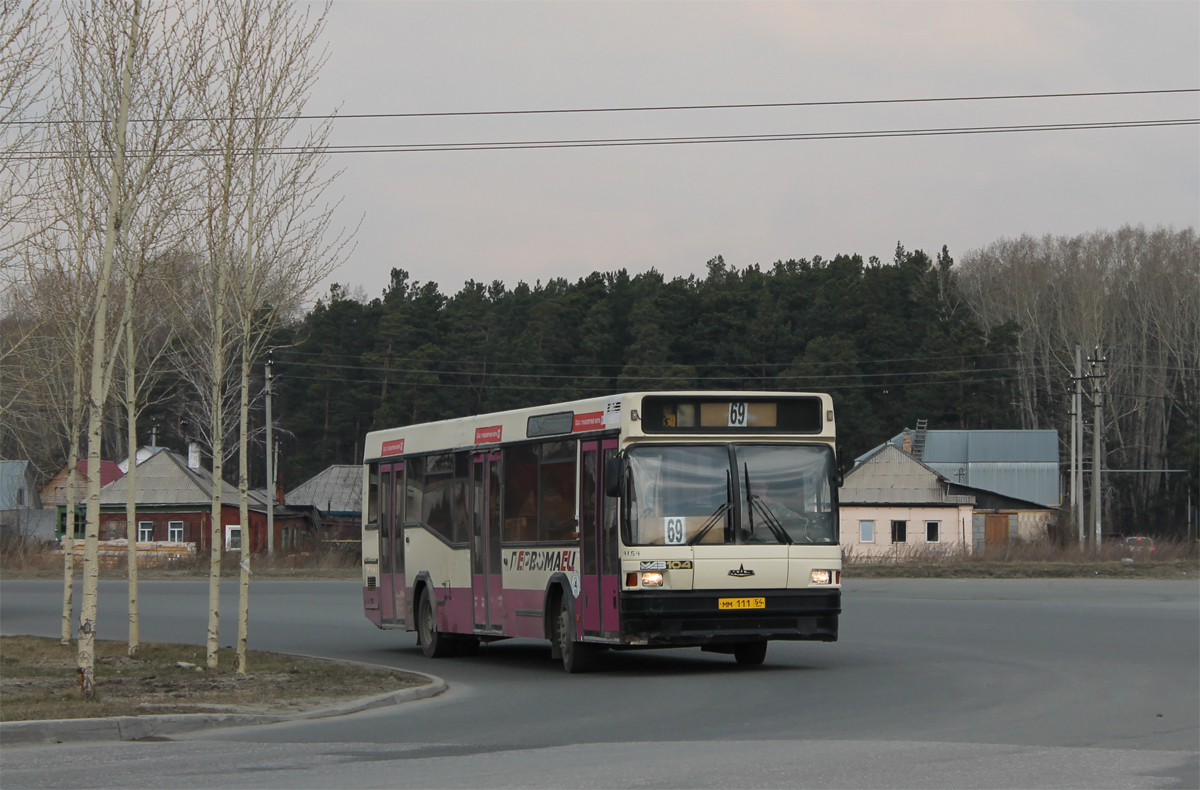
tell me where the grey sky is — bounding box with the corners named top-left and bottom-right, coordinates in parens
top-left (305, 1), bottom-right (1199, 299)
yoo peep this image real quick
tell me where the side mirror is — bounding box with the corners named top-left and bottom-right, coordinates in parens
top-left (835, 445), bottom-right (845, 488)
top-left (604, 455), bottom-right (625, 498)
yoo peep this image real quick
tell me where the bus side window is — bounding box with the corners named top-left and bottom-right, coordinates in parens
top-left (602, 448), bottom-right (619, 575)
top-left (503, 445), bottom-right (538, 542)
top-left (424, 454), bottom-right (456, 542)
top-left (379, 468), bottom-right (392, 576)
top-left (450, 452), bottom-right (471, 544)
top-left (367, 466), bottom-right (380, 524)
top-left (539, 440), bottom-right (577, 542)
top-left (393, 464), bottom-right (405, 563)
top-left (406, 456), bottom-right (424, 527)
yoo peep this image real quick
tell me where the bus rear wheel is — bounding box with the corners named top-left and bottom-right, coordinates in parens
top-left (733, 641), bottom-right (768, 666)
top-left (418, 588), bottom-right (455, 659)
top-left (557, 600), bottom-right (595, 673)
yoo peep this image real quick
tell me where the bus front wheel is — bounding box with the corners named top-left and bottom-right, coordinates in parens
top-left (557, 600), bottom-right (595, 673)
top-left (418, 588), bottom-right (455, 659)
top-left (733, 641), bottom-right (768, 666)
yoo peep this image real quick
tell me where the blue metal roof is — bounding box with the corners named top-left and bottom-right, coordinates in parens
top-left (858, 429), bottom-right (1061, 507)
top-left (922, 430), bottom-right (1059, 465)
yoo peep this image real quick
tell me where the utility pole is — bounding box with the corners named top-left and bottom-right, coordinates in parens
top-left (1080, 345), bottom-right (1089, 547)
top-left (1089, 346), bottom-right (1106, 550)
top-left (265, 352), bottom-right (274, 558)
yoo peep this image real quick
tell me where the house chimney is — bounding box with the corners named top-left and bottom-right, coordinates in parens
top-left (188, 442), bottom-right (201, 470)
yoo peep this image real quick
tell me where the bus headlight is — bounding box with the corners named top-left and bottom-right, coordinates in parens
top-left (641, 571), bottom-right (664, 587)
top-left (810, 569), bottom-right (832, 585)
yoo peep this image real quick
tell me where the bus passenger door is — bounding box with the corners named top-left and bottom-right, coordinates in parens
top-left (580, 443), bottom-right (601, 634)
top-left (472, 452), bottom-right (504, 631)
top-left (379, 464), bottom-right (395, 622)
top-left (391, 464), bottom-right (405, 626)
top-left (599, 440), bottom-right (621, 636)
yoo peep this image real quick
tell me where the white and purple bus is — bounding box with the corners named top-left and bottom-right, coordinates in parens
top-left (361, 391), bottom-right (842, 672)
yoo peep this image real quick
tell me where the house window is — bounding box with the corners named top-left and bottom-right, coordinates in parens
top-left (926, 521), bottom-right (940, 543)
top-left (138, 521), bottom-right (154, 542)
top-left (225, 525), bottom-right (242, 551)
top-left (891, 520), bottom-right (907, 543)
top-left (16, 488), bottom-right (24, 506)
top-left (168, 521), bottom-right (183, 542)
top-left (859, 520), bottom-right (875, 543)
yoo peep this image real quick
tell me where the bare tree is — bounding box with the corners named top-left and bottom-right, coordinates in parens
top-left (182, 0), bottom-right (348, 673)
top-left (52, 0), bottom-right (203, 697)
top-left (0, 0), bottom-right (52, 264)
top-left (958, 225), bottom-right (1200, 535)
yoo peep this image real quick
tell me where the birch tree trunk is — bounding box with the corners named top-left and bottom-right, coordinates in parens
top-left (206, 254), bottom-right (226, 669)
top-left (61, 443), bottom-right (78, 645)
top-left (78, 0), bottom-right (140, 700)
top-left (123, 271), bottom-right (139, 657)
top-left (235, 333), bottom-right (251, 675)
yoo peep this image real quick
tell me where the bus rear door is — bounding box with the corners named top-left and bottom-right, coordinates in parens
top-left (471, 451), bottom-right (504, 631)
top-left (379, 462), bottom-right (405, 625)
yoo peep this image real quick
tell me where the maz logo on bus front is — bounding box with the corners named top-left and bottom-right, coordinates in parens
top-left (508, 549), bottom-right (578, 573)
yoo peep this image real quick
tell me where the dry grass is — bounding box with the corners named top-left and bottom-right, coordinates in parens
top-left (0, 635), bottom-right (425, 722)
top-left (0, 540), bottom-right (360, 580)
top-left (843, 537), bottom-right (1199, 579)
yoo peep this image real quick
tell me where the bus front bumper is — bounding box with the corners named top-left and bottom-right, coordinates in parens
top-left (618, 588), bottom-right (841, 646)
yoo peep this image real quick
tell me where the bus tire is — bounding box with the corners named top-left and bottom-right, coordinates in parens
top-left (733, 641), bottom-right (768, 666)
top-left (557, 599), bottom-right (595, 673)
top-left (418, 588), bottom-right (455, 659)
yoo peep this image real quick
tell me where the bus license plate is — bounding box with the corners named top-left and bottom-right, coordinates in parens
top-left (718, 597), bottom-right (766, 610)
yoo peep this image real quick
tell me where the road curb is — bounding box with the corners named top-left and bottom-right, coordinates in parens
top-left (0, 671), bottom-right (446, 746)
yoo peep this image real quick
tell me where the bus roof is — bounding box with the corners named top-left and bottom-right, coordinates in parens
top-left (362, 391), bottom-right (835, 461)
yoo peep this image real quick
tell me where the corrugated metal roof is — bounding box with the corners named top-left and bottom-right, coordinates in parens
top-left (855, 429), bottom-right (1061, 507)
top-left (286, 465), bottom-right (362, 514)
top-left (99, 450), bottom-right (268, 509)
top-left (840, 444), bottom-right (975, 506)
top-left (921, 430), bottom-right (1058, 464)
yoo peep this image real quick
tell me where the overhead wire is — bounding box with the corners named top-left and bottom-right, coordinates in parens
top-left (8, 87), bottom-right (1197, 125)
top-left (276, 357), bottom-right (1031, 382)
top-left (11, 117), bottom-right (1197, 160)
top-left (275, 347), bottom-right (1022, 370)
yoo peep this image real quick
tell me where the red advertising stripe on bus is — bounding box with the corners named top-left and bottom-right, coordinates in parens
top-left (475, 425), bottom-right (503, 444)
top-left (381, 439), bottom-right (405, 456)
top-left (573, 411), bottom-right (604, 432)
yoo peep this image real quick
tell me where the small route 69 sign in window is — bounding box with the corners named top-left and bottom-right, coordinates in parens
top-left (665, 517), bottom-right (686, 545)
top-left (727, 402), bottom-right (748, 428)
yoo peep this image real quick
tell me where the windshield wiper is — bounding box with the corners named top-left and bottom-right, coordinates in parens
top-left (688, 471), bottom-right (732, 545)
top-left (743, 463), bottom-right (793, 545)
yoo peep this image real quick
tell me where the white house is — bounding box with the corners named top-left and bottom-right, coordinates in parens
top-left (839, 444), bottom-right (976, 558)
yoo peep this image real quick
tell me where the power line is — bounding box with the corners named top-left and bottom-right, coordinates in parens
top-left (12, 117), bottom-right (1198, 160)
top-left (273, 371), bottom-right (1021, 393)
top-left (9, 87), bottom-right (1197, 125)
top-left (277, 347), bottom-right (1020, 370)
top-left (276, 357), bottom-right (1027, 382)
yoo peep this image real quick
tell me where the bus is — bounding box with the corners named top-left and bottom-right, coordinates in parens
top-left (360, 391), bottom-right (842, 672)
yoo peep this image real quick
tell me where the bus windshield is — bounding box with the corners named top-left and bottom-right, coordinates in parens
top-left (625, 444), bottom-right (837, 546)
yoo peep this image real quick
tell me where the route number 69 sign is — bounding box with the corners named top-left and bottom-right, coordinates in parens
top-left (665, 517), bottom-right (686, 545)
top-left (728, 402), bottom-right (748, 427)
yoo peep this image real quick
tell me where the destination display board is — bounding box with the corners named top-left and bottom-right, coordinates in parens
top-left (640, 395), bottom-right (823, 434)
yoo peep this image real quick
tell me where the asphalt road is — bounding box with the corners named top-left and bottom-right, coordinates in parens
top-left (2, 577), bottom-right (1197, 789)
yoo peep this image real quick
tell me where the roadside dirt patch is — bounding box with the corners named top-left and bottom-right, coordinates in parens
top-left (0, 636), bottom-right (427, 722)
